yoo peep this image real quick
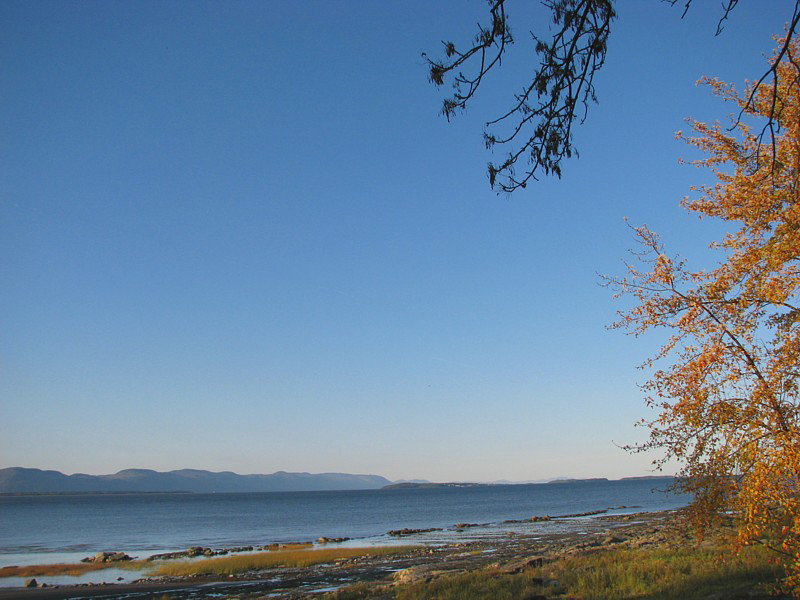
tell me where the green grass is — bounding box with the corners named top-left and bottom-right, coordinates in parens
top-left (149, 546), bottom-right (419, 577)
top-left (329, 542), bottom-right (784, 599)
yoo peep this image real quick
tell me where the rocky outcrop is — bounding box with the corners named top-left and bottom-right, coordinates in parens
top-left (504, 509), bottom-right (608, 524)
top-left (148, 551), bottom-right (190, 561)
top-left (81, 552), bottom-right (133, 563)
top-left (392, 565), bottom-right (456, 585)
top-left (556, 509), bottom-right (608, 518)
top-left (498, 555), bottom-right (546, 574)
top-left (387, 528), bottom-right (443, 536)
top-left (453, 523), bottom-right (483, 529)
top-left (602, 534), bottom-right (625, 545)
top-left (147, 543), bottom-right (306, 561)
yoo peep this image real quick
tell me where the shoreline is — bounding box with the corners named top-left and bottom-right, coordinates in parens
top-left (0, 509), bottom-right (688, 599)
top-left (0, 503), bottom-right (677, 563)
top-left (0, 504), bottom-right (665, 572)
top-left (1, 479), bottom-right (688, 574)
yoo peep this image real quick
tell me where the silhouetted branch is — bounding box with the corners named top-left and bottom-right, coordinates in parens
top-left (428, 0), bottom-right (800, 194)
top-left (423, 0), bottom-right (512, 121)
top-left (425, 0), bottom-right (614, 193)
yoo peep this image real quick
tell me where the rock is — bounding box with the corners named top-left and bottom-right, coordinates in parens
top-left (262, 543), bottom-right (281, 551)
top-left (553, 509), bottom-right (608, 518)
top-left (387, 527), bottom-right (442, 536)
top-left (147, 551), bottom-right (189, 561)
top-left (603, 535), bottom-right (624, 545)
top-left (530, 515), bottom-right (551, 522)
top-left (82, 551), bottom-right (133, 563)
top-left (454, 523), bottom-right (480, 529)
top-left (24, 579), bottom-right (37, 588)
top-left (317, 537), bottom-right (350, 544)
top-left (186, 546), bottom-right (207, 557)
top-left (499, 555), bottom-right (545, 574)
top-left (392, 565), bottom-right (448, 585)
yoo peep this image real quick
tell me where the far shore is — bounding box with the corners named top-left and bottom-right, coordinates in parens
top-left (0, 470), bottom-right (678, 496)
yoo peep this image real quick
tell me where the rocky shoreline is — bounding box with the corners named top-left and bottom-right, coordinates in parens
top-left (0, 509), bottom-right (691, 599)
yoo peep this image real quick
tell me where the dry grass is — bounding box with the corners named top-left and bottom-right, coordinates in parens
top-left (150, 546), bottom-right (418, 577)
top-left (0, 560), bottom-right (146, 577)
top-left (382, 543), bottom-right (783, 600)
top-left (536, 544), bottom-right (781, 599)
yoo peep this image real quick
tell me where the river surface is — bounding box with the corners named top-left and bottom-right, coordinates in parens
top-left (0, 477), bottom-right (687, 571)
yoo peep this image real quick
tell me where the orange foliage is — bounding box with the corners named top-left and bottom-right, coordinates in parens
top-left (606, 33), bottom-right (800, 594)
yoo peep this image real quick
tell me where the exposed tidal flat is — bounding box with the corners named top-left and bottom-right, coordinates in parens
top-left (0, 478), bottom-right (713, 597)
top-left (0, 512), bottom-right (784, 600)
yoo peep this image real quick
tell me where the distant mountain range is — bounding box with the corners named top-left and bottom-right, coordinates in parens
top-left (0, 467), bottom-right (392, 494)
top-left (0, 468), bottom-right (676, 494)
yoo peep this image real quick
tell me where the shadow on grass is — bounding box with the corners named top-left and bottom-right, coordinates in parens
top-left (628, 565), bottom-right (787, 600)
top-left (330, 544), bottom-right (788, 600)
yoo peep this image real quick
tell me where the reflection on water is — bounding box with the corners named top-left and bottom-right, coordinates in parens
top-left (0, 566), bottom-right (138, 589)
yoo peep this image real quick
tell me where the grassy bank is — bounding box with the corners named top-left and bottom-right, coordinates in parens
top-left (0, 560), bottom-right (146, 578)
top-left (0, 546), bottom-right (416, 580)
top-left (330, 541), bottom-right (784, 599)
top-left (149, 546), bottom-right (419, 577)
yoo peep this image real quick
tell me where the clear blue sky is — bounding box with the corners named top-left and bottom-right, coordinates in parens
top-left (1, 0), bottom-right (793, 481)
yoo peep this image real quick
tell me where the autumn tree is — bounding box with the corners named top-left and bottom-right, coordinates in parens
top-left (604, 34), bottom-right (800, 593)
top-left (425, 0), bottom-right (800, 193)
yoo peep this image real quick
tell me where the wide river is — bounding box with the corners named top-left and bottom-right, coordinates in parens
top-left (0, 477), bottom-right (688, 570)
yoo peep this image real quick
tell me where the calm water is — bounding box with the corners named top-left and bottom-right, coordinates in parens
top-left (0, 478), bottom-right (687, 568)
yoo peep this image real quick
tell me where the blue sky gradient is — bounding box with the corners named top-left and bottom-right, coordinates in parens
top-left (2, 0), bottom-right (794, 481)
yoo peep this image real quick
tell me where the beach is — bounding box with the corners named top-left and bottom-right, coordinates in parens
top-left (0, 480), bottom-right (700, 597)
top-left (0, 510), bottom-right (701, 599)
